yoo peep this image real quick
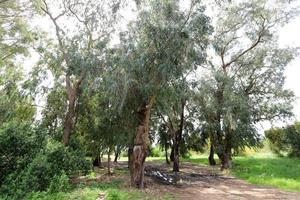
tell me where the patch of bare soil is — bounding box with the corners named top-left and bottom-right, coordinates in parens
top-left (70, 161), bottom-right (300, 200)
top-left (144, 162), bottom-right (300, 200)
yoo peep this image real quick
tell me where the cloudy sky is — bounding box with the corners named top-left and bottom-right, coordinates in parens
top-left (278, 15), bottom-right (300, 121)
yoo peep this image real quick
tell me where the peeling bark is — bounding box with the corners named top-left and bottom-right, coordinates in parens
top-left (172, 100), bottom-right (185, 172)
top-left (130, 97), bottom-right (154, 188)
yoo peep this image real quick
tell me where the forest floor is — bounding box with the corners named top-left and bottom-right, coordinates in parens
top-left (70, 160), bottom-right (300, 200)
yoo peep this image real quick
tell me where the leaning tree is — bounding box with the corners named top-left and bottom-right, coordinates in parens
top-left (38, 0), bottom-right (121, 145)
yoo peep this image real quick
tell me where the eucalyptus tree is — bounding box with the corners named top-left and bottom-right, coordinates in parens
top-left (38, 0), bottom-right (121, 145)
top-left (0, 0), bottom-right (35, 66)
top-left (111, 0), bottom-right (211, 187)
top-left (197, 0), bottom-right (297, 169)
top-left (155, 75), bottom-right (203, 172)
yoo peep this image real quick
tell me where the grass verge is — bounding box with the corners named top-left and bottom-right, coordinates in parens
top-left (182, 154), bottom-right (300, 192)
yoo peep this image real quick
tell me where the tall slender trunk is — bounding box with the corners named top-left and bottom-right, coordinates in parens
top-left (208, 142), bottom-right (216, 166)
top-left (170, 147), bottom-right (174, 162)
top-left (62, 73), bottom-right (85, 146)
top-left (165, 144), bottom-right (170, 165)
top-left (172, 100), bottom-right (185, 172)
top-left (114, 151), bottom-right (119, 163)
top-left (63, 90), bottom-right (76, 146)
top-left (130, 97), bottom-right (154, 188)
top-left (172, 141), bottom-right (180, 172)
top-left (108, 148), bottom-right (112, 175)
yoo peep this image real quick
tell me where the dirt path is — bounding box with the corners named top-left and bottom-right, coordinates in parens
top-left (144, 162), bottom-right (300, 200)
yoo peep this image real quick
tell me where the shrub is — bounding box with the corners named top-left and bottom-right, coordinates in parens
top-left (265, 128), bottom-right (287, 156)
top-left (149, 146), bottom-right (164, 157)
top-left (0, 139), bottom-right (91, 199)
top-left (48, 172), bottom-right (71, 193)
top-left (0, 122), bottom-right (40, 184)
top-left (265, 122), bottom-right (300, 158)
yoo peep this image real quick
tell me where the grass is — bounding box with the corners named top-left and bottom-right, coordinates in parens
top-left (24, 150), bottom-right (300, 199)
top-left (231, 155), bottom-right (300, 192)
top-left (181, 153), bottom-right (300, 192)
top-left (26, 180), bottom-right (141, 200)
top-left (25, 176), bottom-right (173, 200)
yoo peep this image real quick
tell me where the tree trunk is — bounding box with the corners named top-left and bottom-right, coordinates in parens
top-left (165, 145), bottom-right (170, 165)
top-left (208, 143), bottom-right (216, 166)
top-left (108, 148), bottom-right (112, 175)
top-left (62, 91), bottom-right (76, 146)
top-left (173, 142), bottom-right (180, 172)
top-left (129, 97), bottom-right (154, 188)
top-left (219, 151), bottom-right (232, 170)
top-left (114, 150), bottom-right (119, 163)
top-left (128, 146), bottom-right (133, 169)
top-left (62, 73), bottom-right (85, 146)
top-left (93, 156), bottom-right (98, 167)
top-left (170, 147), bottom-right (174, 162)
top-left (172, 100), bottom-right (185, 172)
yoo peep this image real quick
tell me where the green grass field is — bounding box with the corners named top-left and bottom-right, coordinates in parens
top-left (122, 149), bottom-right (300, 192)
top-left (182, 153), bottom-right (300, 192)
top-left (23, 153), bottom-right (300, 199)
top-left (232, 155), bottom-right (300, 192)
top-left (25, 180), bottom-right (173, 200)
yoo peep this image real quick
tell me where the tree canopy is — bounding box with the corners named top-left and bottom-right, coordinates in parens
top-left (0, 0), bottom-right (299, 198)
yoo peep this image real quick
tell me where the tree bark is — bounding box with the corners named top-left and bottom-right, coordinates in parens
top-left (108, 148), bottom-right (112, 175)
top-left (220, 132), bottom-right (232, 170)
top-left (172, 100), bottom-right (185, 172)
top-left (165, 144), bottom-right (170, 165)
top-left (170, 147), bottom-right (174, 162)
top-left (93, 155), bottom-right (101, 167)
top-left (219, 151), bottom-right (232, 170)
top-left (62, 73), bottom-right (85, 146)
top-left (208, 143), bottom-right (216, 166)
top-left (114, 150), bottom-right (119, 163)
top-left (62, 89), bottom-right (76, 146)
top-left (172, 141), bottom-right (180, 172)
top-left (129, 97), bottom-right (154, 188)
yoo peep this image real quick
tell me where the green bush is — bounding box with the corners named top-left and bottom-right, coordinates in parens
top-left (0, 138), bottom-right (90, 200)
top-left (149, 146), bottom-right (164, 157)
top-left (265, 128), bottom-right (287, 156)
top-left (0, 122), bottom-right (40, 183)
top-left (48, 172), bottom-right (71, 193)
top-left (265, 122), bottom-right (300, 157)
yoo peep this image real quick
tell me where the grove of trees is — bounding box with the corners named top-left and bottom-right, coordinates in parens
top-left (0, 0), bottom-right (298, 198)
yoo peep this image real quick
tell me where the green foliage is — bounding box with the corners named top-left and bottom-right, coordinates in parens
top-left (265, 128), bottom-right (287, 155)
top-left (0, 0), bottom-right (299, 196)
top-left (24, 180), bottom-right (153, 200)
top-left (265, 122), bottom-right (300, 157)
top-left (0, 122), bottom-right (40, 183)
top-left (149, 146), bottom-right (165, 157)
top-left (48, 172), bottom-right (71, 193)
top-left (0, 138), bottom-right (90, 199)
top-left (196, 0), bottom-right (296, 163)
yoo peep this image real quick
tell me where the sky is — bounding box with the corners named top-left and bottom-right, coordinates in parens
top-left (278, 16), bottom-right (300, 121)
top-left (26, 0), bottom-right (300, 126)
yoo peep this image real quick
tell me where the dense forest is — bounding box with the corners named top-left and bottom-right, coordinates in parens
top-left (0, 0), bottom-right (299, 199)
